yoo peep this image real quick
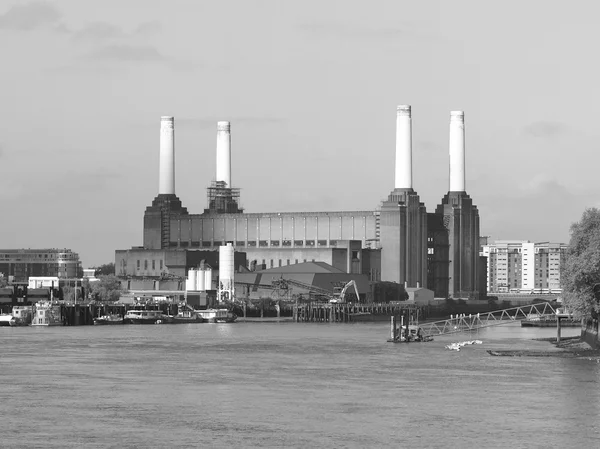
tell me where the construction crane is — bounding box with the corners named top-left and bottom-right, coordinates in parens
top-left (329, 280), bottom-right (360, 303)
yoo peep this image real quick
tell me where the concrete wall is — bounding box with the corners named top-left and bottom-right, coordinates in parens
top-left (116, 248), bottom-right (246, 281)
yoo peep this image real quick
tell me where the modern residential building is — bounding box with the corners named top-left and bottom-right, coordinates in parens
top-left (0, 249), bottom-right (82, 282)
top-left (481, 241), bottom-right (567, 294)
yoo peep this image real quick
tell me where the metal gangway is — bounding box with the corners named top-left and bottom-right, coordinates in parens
top-left (419, 302), bottom-right (558, 337)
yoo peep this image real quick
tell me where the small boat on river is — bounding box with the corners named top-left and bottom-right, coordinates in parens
top-left (124, 309), bottom-right (170, 324)
top-left (169, 309), bottom-right (205, 324)
top-left (0, 314), bottom-right (17, 326)
top-left (196, 308), bottom-right (237, 323)
top-left (31, 301), bottom-right (63, 326)
top-left (12, 306), bottom-right (33, 325)
top-left (94, 314), bottom-right (125, 325)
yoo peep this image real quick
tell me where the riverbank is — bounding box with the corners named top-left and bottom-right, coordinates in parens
top-left (488, 336), bottom-right (600, 360)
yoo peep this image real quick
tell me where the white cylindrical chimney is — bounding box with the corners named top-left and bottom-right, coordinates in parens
top-left (395, 105), bottom-right (412, 189)
top-left (449, 111), bottom-right (465, 192)
top-left (216, 121), bottom-right (231, 187)
top-left (159, 116), bottom-right (175, 195)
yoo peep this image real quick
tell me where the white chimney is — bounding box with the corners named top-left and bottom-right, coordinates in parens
top-left (216, 121), bottom-right (231, 187)
top-left (395, 105), bottom-right (412, 189)
top-left (449, 111), bottom-right (465, 192)
top-left (158, 116), bottom-right (175, 195)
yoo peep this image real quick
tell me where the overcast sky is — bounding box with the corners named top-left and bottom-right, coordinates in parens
top-left (0, 0), bottom-right (597, 266)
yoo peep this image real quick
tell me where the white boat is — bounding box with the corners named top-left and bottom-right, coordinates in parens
top-left (31, 301), bottom-right (63, 326)
top-left (124, 309), bottom-right (170, 324)
top-left (169, 309), bottom-right (205, 324)
top-left (94, 314), bottom-right (124, 325)
top-left (195, 308), bottom-right (237, 323)
top-left (0, 314), bottom-right (17, 327)
top-left (12, 306), bottom-right (33, 325)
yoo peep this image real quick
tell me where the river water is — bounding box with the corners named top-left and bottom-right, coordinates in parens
top-left (1, 322), bottom-right (598, 448)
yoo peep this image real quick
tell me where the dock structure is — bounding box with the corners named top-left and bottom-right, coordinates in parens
top-left (27, 302), bottom-right (181, 326)
top-left (418, 302), bottom-right (558, 337)
top-left (293, 302), bottom-right (420, 323)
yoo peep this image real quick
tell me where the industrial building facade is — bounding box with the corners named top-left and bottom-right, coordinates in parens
top-left (481, 241), bottom-right (567, 294)
top-left (118, 105), bottom-right (483, 300)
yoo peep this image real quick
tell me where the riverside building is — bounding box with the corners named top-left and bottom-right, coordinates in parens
top-left (481, 240), bottom-right (567, 294)
top-left (0, 249), bottom-right (82, 282)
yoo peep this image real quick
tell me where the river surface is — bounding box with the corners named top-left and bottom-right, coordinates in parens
top-left (0, 322), bottom-right (598, 448)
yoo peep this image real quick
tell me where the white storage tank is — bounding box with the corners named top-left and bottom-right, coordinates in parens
top-left (219, 243), bottom-right (234, 300)
top-left (204, 269), bottom-right (212, 291)
top-left (196, 269), bottom-right (206, 291)
top-left (186, 269), bottom-right (198, 291)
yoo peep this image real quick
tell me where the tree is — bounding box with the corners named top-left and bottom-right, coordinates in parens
top-left (95, 263), bottom-right (115, 276)
top-left (561, 208), bottom-right (600, 318)
top-left (88, 275), bottom-right (124, 302)
top-left (61, 284), bottom-right (83, 302)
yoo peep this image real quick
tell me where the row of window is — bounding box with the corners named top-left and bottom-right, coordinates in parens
top-left (174, 240), bottom-right (339, 248)
top-left (256, 258), bottom-right (317, 268)
top-left (136, 260), bottom-right (164, 271)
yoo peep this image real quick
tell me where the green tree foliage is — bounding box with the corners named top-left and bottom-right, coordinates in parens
top-left (88, 275), bottom-right (124, 302)
top-left (95, 263), bottom-right (115, 276)
top-left (561, 208), bottom-right (600, 318)
top-left (61, 285), bottom-right (84, 302)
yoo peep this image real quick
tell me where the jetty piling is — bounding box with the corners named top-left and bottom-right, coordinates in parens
top-left (293, 302), bottom-right (420, 323)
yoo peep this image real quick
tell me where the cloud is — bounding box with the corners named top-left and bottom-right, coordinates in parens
top-left (0, 1), bottom-right (62, 31)
top-left (83, 44), bottom-right (166, 62)
top-left (72, 22), bottom-right (126, 40)
top-left (71, 20), bottom-right (161, 41)
top-left (480, 177), bottom-right (590, 243)
top-left (298, 20), bottom-right (417, 40)
top-left (134, 21), bottom-right (161, 36)
top-left (522, 121), bottom-right (568, 138)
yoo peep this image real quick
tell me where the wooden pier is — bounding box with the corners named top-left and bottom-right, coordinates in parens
top-left (293, 302), bottom-right (421, 323)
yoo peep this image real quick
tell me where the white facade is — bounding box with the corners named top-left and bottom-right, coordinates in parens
top-left (28, 276), bottom-right (60, 289)
top-left (521, 242), bottom-right (535, 290)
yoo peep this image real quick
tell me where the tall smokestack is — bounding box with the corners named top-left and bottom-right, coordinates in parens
top-left (395, 105), bottom-right (412, 189)
top-left (158, 116), bottom-right (175, 195)
top-left (216, 121), bottom-right (231, 187)
top-left (449, 111), bottom-right (465, 192)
